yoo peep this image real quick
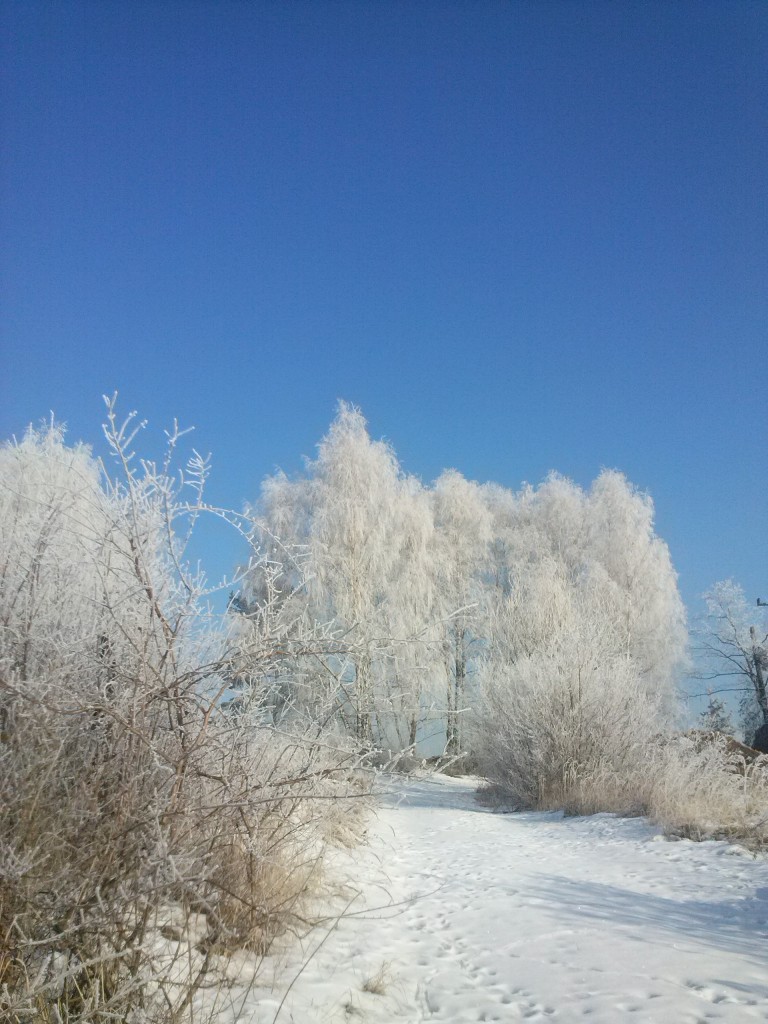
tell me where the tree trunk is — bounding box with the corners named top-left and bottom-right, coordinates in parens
top-left (408, 713), bottom-right (418, 749)
top-left (447, 634), bottom-right (465, 756)
top-left (356, 652), bottom-right (373, 746)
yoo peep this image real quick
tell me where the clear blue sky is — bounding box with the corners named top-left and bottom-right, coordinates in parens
top-left (2, 1), bottom-right (766, 622)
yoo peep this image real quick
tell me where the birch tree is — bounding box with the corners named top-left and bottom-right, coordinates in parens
top-left (0, 423), bottom-right (111, 693)
top-left (432, 470), bottom-right (492, 755)
top-left (307, 402), bottom-right (406, 743)
top-left (376, 474), bottom-right (441, 750)
top-left (242, 403), bottom-right (411, 744)
top-left (584, 470), bottom-right (687, 713)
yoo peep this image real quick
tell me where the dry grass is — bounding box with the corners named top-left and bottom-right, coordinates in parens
top-left (361, 961), bottom-right (391, 995)
top-left (0, 695), bottom-right (369, 1023)
top-left (648, 734), bottom-right (768, 849)
top-left (481, 730), bottom-right (768, 851)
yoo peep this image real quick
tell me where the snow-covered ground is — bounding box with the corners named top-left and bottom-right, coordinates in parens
top-left (212, 774), bottom-right (768, 1023)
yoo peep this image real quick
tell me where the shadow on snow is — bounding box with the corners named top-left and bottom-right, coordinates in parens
top-left (525, 875), bottom-right (768, 965)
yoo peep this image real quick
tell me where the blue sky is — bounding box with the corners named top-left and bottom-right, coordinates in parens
top-left (2, 1), bottom-right (766, 629)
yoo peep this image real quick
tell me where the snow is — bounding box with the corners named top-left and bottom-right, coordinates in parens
top-left (211, 774), bottom-right (768, 1023)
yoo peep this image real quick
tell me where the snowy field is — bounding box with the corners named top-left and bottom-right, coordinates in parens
top-left (213, 774), bottom-right (768, 1023)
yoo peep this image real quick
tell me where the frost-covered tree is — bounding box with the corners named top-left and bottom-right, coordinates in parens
top-left (242, 402), bottom-right (439, 747)
top-left (232, 468), bottom-right (326, 721)
top-left (584, 470), bottom-right (687, 712)
top-left (432, 470), bottom-right (492, 755)
top-left (699, 581), bottom-right (768, 746)
top-left (0, 422), bottom-right (111, 693)
top-left (482, 482), bottom-right (520, 597)
top-left (306, 403), bottom-right (403, 742)
top-left (0, 414), bottom-right (184, 706)
top-left (698, 692), bottom-right (734, 734)
top-left (374, 474), bottom-right (441, 750)
top-left (518, 473), bottom-right (588, 578)
top-left (241, 408), bottom-right (687, 769)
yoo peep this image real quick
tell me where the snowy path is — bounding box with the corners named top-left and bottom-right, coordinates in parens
top-left (224, 775), bottom-right (768, 1023)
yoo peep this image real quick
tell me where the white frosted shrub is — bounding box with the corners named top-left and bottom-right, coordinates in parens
top-left (0, 410), bottom-right (367, 1024)
top-left (473, 558), bottom-right (672, 813)
top-left (476, 625), bottom-right (664, 812)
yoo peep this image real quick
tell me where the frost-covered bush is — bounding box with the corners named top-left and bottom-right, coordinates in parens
top-left (473, 560), bottom-right (668, 811)
top-left (0, 406), bottom-right (367, 1023)
top-left (478, 650), bottom-right (662, 813)
top-left (647, 733), bottom-right (768, 848)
